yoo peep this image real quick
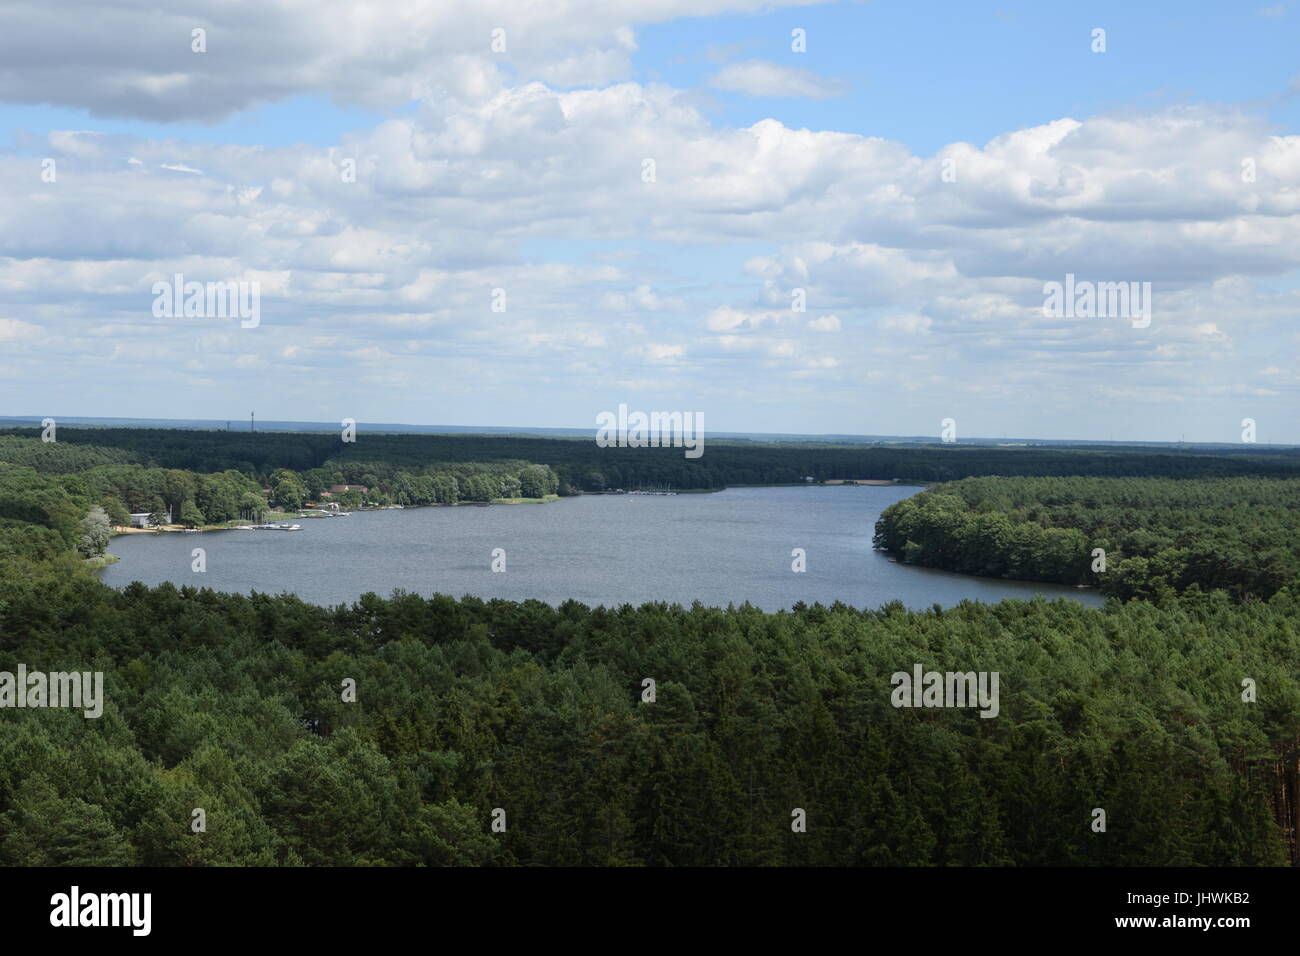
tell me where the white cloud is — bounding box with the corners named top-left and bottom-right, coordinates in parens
top-left (0, 0), bottom-right (824, 120)
top-left (708, 60), bottom-right (848, 99)
top-left (645, 343), bottom-right (685, 361)
top-left (706, 305), bottom-right (785, 331)
top-left (0, 23), bottom-right (1298, 438)
top-left (0, 318), bottom-right (41, 341)
top-left (879, 314), bottom-right (931, 335)
top-left (601, 285), bottom-right (683, 312)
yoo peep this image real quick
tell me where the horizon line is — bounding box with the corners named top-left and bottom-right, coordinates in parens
top-left (1, 415), bottom-right (1296, 450)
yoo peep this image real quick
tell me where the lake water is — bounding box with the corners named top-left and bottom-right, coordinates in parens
top-left (101, 485), bottom-right (1105, 612)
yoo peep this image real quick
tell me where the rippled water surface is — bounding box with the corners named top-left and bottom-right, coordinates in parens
top-left (102, 485), bottom-right (1105, 611)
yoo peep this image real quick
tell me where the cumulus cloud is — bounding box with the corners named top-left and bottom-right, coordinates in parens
top-left (879, 314), bottom-right (931, 335)
top-left (0, 0), bottom-right (823, 120)
top-left (0, 7), bottom-right (1297, 437)
top-left (708, 60), bottom-right (848, 99)
top-left (706, 306), bottom-right (786, 331)
top-left (0, 317), bottom-right (41, 341)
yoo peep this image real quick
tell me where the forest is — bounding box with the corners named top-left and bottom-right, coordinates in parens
top-left (1, 429), bottom-right (1299, 866)
top-left (5, 426), bottom-right (1300, 494)
top-left (2, 563), bottom-right (1298, 865)
top-left (873, 476), bottom-right (1300, 602)
top-left (0, 435), bottom-right (561, 535)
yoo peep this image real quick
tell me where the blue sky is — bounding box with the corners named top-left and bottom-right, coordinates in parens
top-left (10, 4), bottom-right (1299, 155)
top-left (636, 1), bottom-right (1300, 151)
top-left (0, 0), bottom-right (1297, 442)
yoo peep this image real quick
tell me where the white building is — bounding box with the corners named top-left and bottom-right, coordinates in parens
top-left (127, 505), bottom-right (173, 527)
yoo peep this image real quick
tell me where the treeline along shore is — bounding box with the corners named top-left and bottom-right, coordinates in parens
top-left (1, 565), bottom-right (1297, 865)
top-left (874, 475), bottom-right (1300, 603)
top-left (0, 432), bottom-right (564, 540)
top-left (7, 427), bottom-right (1300, 493)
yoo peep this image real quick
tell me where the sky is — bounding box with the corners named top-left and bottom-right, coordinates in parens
top-left (1, 0), bottom-right (1298, 443)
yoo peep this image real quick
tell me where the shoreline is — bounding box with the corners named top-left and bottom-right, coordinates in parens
top-left (95, 486), bottom-right (1104, 611)
top-left (109, 496), bottom-right (565, 537)
top-left (110, 484), bottom-right (922, 539)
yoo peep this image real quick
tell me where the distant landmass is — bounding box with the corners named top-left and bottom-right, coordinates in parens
top-left (0, 415), bottom-right (1287, 449)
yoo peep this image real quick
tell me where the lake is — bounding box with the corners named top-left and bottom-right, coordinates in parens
top-left (100, 485), bottom-right (1105, 611)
